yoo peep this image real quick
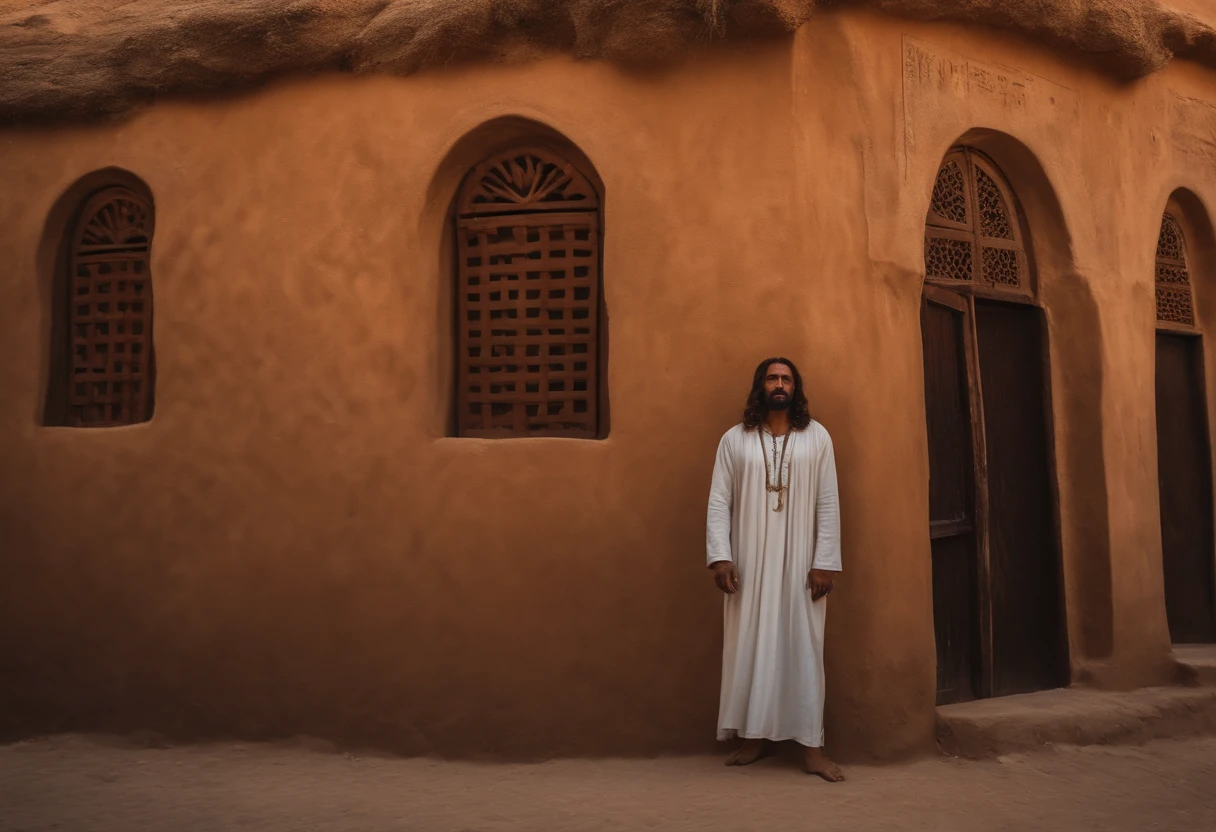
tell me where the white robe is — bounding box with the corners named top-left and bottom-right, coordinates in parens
top-left (706, 421), bottom-right (842, 747)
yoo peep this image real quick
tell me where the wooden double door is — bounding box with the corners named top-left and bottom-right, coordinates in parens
top-left (1155, 332), bottom-right (1216, 644)
top-left (921, 287), bottom-right (1068, 704)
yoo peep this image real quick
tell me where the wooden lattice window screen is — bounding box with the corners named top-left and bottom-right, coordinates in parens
top-left (925, 149), bottom-right (1028, 293)
top-left (1155, 213), bottom-right (1195, 327)
top-left (455, 148), bottom-right (601, 438)
top-left (68, 187), bottom-right (154, 427)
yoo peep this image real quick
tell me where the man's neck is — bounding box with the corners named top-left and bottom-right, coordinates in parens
top-left (764, 410), bottom-right (791, 436)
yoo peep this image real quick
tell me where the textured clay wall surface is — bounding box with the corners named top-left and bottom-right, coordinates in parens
top-left (2, 8), bottom-right (1216, 761)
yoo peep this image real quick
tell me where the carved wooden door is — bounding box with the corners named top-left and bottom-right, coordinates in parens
top-left (922, 147), bottom-right (1068, 702)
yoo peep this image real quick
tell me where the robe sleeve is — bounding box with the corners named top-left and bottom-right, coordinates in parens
top-left (812, 426), bottom-right (842, 572)
top-left (706, 430), bottom-right (736, 567)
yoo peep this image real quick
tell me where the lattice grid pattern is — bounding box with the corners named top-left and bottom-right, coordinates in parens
top-left (1155, 213), bottom-right (1195, 327)
top-left (1157, 285), bottom-right (1196, 326)
top-left (930, 160), bottom-right (968, 225)
top-left (1156, 264), bottom-right (1189, 285)
top-left (1157, 215), bottom-right (1186, 261)
top-left (457, 216), bottom-right (599, 436)
top-left (456, 148), bottom-right (600, 438)
top-left (925, 236), bottom-right (973, 281)
top-left (69, 189), bottom-right (154, 427)
top-left (925, 150), bottom-right (1027, 292)
top-left (981, 246), bottom-right (1020, 286)
top-left (975, 167), bottom-right (1014, 240)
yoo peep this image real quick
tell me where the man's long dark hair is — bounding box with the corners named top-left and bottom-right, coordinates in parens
top-left (743, 357), bottom-right (812, 431)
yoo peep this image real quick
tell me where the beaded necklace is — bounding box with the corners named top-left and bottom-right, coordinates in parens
top-left (761, 427), bottom-right (793, 512)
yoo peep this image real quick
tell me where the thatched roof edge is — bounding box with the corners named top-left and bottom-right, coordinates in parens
top-left (3, 0), bottom-right (1216, 125)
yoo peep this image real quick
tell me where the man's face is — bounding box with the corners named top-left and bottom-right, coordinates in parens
top-left (763, 363), bottom-right (795, 411)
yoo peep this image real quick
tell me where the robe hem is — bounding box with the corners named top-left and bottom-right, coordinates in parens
top-left (717, 729), bottom-right (824, 748)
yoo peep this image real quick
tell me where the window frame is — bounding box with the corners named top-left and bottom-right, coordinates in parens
top-left (452, 146), bottom-right (605, 439)
top-left (925, 148), bottom-right (1034, 306)
top-left (1155, 212), bottom-right (1198, 333)
top-left (45, 181), bottom-right (156, 428)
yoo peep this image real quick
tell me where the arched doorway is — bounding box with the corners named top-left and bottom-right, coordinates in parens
top-left (920, 147), bottom-right (1068, 704)
top-left (1153, 208), bottom-right (1216, 644)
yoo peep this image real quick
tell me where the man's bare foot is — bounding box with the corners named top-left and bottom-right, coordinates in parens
top-left (725, 738), bottom-right (765, 766)
top-left (803, 746), bottom-right (845, 781)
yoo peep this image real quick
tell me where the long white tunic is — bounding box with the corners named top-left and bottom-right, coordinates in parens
top-left (706, 421), bottom-right (842, 747)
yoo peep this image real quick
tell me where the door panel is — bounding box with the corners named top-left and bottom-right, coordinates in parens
top-left (1155, 333), bottom-right (1216, 643)
top-left (922, 293), bottom-right (980, 704)
top-left (974, 300), bottom-right (1067, 696)
top-left (930, 534), bottom-right (978, 704)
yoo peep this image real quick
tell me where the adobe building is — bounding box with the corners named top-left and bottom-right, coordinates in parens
top-left (1, 0), bottom-right (1215, 761)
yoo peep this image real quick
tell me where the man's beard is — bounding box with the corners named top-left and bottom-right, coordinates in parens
top-left (766, 390), bottom-right (791, 411)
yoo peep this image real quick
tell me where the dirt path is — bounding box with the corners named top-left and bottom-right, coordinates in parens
top-left (3, 734), bottom-right (1215, 831)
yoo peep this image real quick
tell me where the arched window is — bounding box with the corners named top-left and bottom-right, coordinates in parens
top-left (64, 186), bottom-right (155, 427)
top-left (925, 149), bottom-right (1029, 296)
top-left (454, 147), bottom-right (602, 438)
top-left (1155, 214), bottom-right (1195, 327)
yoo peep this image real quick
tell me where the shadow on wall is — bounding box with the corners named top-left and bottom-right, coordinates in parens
top-left (949, 128), bottom-right (1115, 666)
top-left (1041, 265), bottom-right (1113, 664)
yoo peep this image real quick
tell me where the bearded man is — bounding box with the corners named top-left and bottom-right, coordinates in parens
top-left (706, 357), bottom-right (844, 782)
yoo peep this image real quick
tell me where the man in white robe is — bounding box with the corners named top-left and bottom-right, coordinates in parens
top-left (706, 357), bottom-right (844, 781)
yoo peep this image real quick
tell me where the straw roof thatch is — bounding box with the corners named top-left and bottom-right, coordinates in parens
top-left (2, 1), bottom-right (1215, 124)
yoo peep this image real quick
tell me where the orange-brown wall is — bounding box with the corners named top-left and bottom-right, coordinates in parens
top-left (1, 9), bottom-right (1214, 760)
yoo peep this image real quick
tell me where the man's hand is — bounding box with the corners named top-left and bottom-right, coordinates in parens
top-left (711, 561), bottom-right (740, 594)
top-left (808, 568), bottom-right (837, 601)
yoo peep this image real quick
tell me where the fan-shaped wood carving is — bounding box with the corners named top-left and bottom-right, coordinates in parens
top-left (458, 148), bottom-right (598, 216)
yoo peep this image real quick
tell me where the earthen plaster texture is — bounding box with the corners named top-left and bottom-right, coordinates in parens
top-left (1, 7), bottom-right (1215, 760)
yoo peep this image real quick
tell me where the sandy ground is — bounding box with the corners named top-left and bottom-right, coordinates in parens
top-left (2, 734), bottom-right (1215, 831)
